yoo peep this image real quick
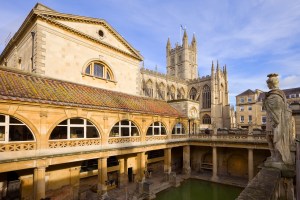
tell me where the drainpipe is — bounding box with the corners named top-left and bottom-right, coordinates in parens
top-left (31, 31), bottom-right (35, 72)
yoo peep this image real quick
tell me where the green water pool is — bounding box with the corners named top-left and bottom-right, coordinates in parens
top-left (155, 179), bottom-right (243, 200)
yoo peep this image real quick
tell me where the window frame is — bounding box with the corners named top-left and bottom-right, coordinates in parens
top-left (49, 118), bottom-right (100, 140)
top-left (84, 61), bottom-right (114, 81)
top-left (146, 122), bottom-right (167, 136)
top-left (109, 120), bottom-right (140, 137)
top-left (172, 123), bottom-right (186, 135)
top-left (0, 114), bottom-right (35, 143)
top-left (240, 116), bottom-right (244, 123)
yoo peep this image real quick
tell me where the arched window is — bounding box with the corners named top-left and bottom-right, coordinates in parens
top-left (145, 80), bottom-right (153, 97)
top-left (202, 85), bottom-right (211, 108)
top-left (50, 118), bottom-right (100, 140)
top-left (146, 122), bottom-right (166, 136)
top-left (110, 120), bottom-right (139, 137)
top-left (168, 85), bottom-right (175, 100)
top-left (202, 114), bottom-right (211, 124)
top-left (157, 83), bottom-right (165, 100)
top-left (189, 87), bottom-right (197, 100)
top-left (0, 114), bottom-right (34, 142)
top-left (84, 61), bottom-right (114, 80)
top-left (172, 123), bottom-right (186, 134)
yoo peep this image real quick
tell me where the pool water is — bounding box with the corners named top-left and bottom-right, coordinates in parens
top-left (155, 179), bottom-right (243, 200)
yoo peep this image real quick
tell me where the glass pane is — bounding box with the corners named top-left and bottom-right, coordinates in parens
top-left (107, 72), bottom-right (111, 80)
top-left (70, 118), bottom-right (84, 124)
top-left (85, 65), bottom-right (91, 74)
top-left (70, 127), bottom-right (84, 138)
top-left (172, 128), bottom-right (176, 135)
top-left (58, 120), bottom-right (68, 125)
top-left (86, 126), bottom-right (99, 138)
top-left (161, 127), bottom-right (166, 135)
top-left (110, 127), bottom-right (119, 137)
top-left (9, 125), bottom-right (34, 141)
top-left (154, 127), bottom-right (160, 135)
top-left (0, 115), bottom-right (5, 123)
top-left (94, 63), bottom-right (104, 77)
top-left (87, 121), bottom-right (92, 125)
top-left (131, 127), bottom-right (139, 136)
top-left (154, 122), bottom-right (159, 126)
top-left (50, 126), bottom-right (67, 139)
top-left (121, 120), bottom-right (130, 125)
top-left (182, 127), bottom-right (186, 134)
top-left (146, 127), bottom-right (152, 135)
top-left (9, 117), bottom-right (22, 124)
top-left (121, 127), bottom-right (130, 137)
top-left (0, 126), bottom-right (5, 141)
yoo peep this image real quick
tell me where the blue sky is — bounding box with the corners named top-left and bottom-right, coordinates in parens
top-left (0, 0), bottom-right (299, 105)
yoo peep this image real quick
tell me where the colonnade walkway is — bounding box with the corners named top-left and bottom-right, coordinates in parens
top-left (80, 172), bottom-right (247, 200)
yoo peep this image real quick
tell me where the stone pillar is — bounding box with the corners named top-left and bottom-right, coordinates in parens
top-left (248, 149), bottom-right (254, 181)
top-left (98, 157), bottom-right (108, 195)
top-left (183, 145), bottom-right (191, 176)
top-left (119, 158), bottom-right (126, 187)
top-left (33, 167), bottom-right (46, 200)
top-left (137, 152), bottom-right (146, 182)
top-left (70, 166), bottom-right (80, 200)
top-left (212, 147), bottom-right (218, 180)
top-left (164, 148), bottom-right (172, 173)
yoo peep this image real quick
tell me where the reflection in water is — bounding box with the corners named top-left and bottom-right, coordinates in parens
top-left (155, 179), bottom-right (243, 200)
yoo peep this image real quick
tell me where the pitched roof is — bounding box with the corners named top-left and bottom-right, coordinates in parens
top-left (0, 67), bottom-right (185, 117)
top-left (236, 89), bottom-right (255, 97)
top-left (0, 3), bottom-right (143, 62)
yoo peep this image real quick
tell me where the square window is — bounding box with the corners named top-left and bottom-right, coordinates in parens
top-left (240, 98), bottom-right (244, 103)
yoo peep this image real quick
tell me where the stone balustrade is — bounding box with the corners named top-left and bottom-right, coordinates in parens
top-left (0, 141), bottom-right (36, 152)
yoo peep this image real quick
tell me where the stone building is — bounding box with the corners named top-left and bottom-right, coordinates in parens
top-left (236, 87), bottom-right (300, 129)
top-left (0, 3), bottom-right (269, 200)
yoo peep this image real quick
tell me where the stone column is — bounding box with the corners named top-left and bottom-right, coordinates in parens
top-left (119, 158), bottom-right (127, 187)
top-left (212, 147), bottom-right (218, 180)
top-left (248, 148), bottom-right (254, 181)
top-left (70, 166), bottom-right (80, 200)
top-left (98, 157), bottom-right (108, 195)
top-left (137, 152), bottom-right (146, 182)
top-left (33, 167), bottom-right (46, 200)
top-left (183, 145), bottom-right (191, 176)
top-left (164, 148), bottom-right (172, 173)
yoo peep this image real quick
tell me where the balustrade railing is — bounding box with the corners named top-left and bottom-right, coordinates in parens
top-left (108, 137), bottom-right (141, 144)
top-left (146, 135), bottom-right (168, 141)
top-left (0, 141), bottom-right (36, 152)
top-left (49, 138), bottom-right (101, 148)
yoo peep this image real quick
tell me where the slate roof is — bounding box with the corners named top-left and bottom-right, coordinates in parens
top-left (236, 89), bottom-right (255, 97)
top-left (0, 67), bottom-right (185, 117)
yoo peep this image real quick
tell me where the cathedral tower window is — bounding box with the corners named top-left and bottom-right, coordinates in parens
top-left (84, 61), bottom-right (114, 81)
top-left (50, 118), bottom-right (100, 140)
top-left (0, 114), bottom-right (34, 142)
top-left (146, 122), bottom-right (167, 135)
top-left (145, 80), bottom-right (154, 97)
top-left (202, 85), bottom-right (211, 108)
top-left (109, 120), bottom-right (139, 137)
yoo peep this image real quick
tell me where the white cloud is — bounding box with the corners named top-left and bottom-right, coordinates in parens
top-left (281, 75), bottom-right (300, 89)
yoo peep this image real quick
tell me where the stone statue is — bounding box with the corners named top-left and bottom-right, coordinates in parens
top-left (263, 73), bottom-right (294, 165)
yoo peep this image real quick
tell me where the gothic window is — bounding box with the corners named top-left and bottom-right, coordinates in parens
top-left (84, 61), bottom-right (113, 81)
top-left (0, 114), bottom-right (34, 142)
top-left (168, 85), bottom-right (175, 100)
top-left (158, 83), bottom-right (165, 100)
top-left (109, 120), bottom-right (139, 137)
top-left (178, 55), bottom-right (182, 62)
top-left (202, 114), bottom-right (211, 124)
top-left (189, 87), bottom-right (197, 100)
top-left (172, 123), bottom-right (186, 134)
top-left (146, 122), bottom-right (167, 136)
top-left (202, 85), bottom-right (211, 108)
top-left (145, 80), bottom-right (154, 97)
top-left (171, 57), bottom-right (175, 65)
top-left (50, 118), bottom-right (100, 140)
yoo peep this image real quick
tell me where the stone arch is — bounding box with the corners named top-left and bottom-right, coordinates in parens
top-left (108, 118), bottom-right (142, 137)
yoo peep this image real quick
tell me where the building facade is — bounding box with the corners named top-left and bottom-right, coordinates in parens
top-left (0, 4), bottom-right (270, 200)
top-left (236, 88), bottom-right (300, 130)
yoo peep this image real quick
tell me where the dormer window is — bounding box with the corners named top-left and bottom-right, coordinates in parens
top-left (84, 61), bottom-right (113, 81)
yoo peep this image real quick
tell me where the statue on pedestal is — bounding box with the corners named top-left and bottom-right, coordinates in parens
top-left (263, 73), bottom-right (294, 165)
